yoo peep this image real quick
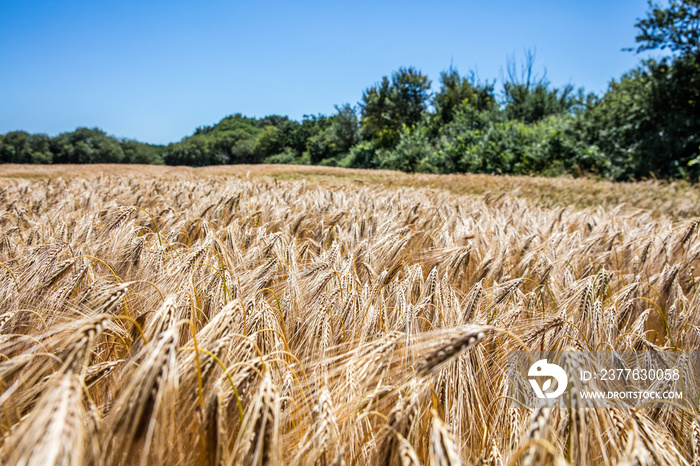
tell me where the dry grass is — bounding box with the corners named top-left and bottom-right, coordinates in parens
top-left (0, 165), bottom-right (698, 465)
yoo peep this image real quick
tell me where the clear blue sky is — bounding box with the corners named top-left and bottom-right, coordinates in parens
top-left (0, 0), bottom-right (656, 145)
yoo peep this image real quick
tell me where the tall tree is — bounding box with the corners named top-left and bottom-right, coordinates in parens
top-left (359, 67), bottom-right (431, 148)
top-left (51, 128), bottom-right (124, 164)
top-left (502, 51), bottom-right (583, 124)
top-left (433, 68), bottom-right (496, 125)
top-left (632, 0), bottom-right (700, 56)
top-left (308, 104), bottom-right (359, 164)
top-left (587, 0), bottom-right (700, 179)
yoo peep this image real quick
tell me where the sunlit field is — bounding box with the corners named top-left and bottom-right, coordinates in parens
top-left (0, 165), bottom-right (698, 465)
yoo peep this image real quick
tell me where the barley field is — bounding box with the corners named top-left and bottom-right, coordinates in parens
top-left (0, 165), bottom-right (699, 465)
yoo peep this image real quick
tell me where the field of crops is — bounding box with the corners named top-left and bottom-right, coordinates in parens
top-left (0, 165), bottom-right (698, 465)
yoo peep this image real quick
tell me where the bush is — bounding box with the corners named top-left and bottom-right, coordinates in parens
top-left (377, 127), bottom-right (434, 173)
top-left (337, 141), bottom-right (377, 169)
top-left (586, 56), bottom-right (700, 180)
top-left (263, 148), bottom-right (297, 164)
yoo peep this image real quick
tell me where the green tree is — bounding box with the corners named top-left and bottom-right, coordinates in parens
top-left (359, 67), bottom-right (431, 149)
top-left (308, 104), bottom-right (359, 164)
top-left (376, 125), bottom-right (435, 173)
top-left (632, 0), bottom-right (699, 55)
top-left (0, 131), bottom-right (31, 163)
top-left (165, 113), bottom-right (263, 165)
top-left (0, 131), bottom-right (54, 163)
top-left (433, 68), bottom-right (496, 125)
top-left (254, 125), bottom-right (285, 162)
top-left (502, 51), bottom-right (584, 124)
top-left (120, 140), bottom-right (164, 164)
top-left (339, 141), bottom-right (377, 169)
top-left (28, 134), bottom-right (53, 163)
top-left (587, 56), bottom-right (700, 179)
top-left (164, 135), bottom-right (214, 166)
top-left (285, 114), bottom-right (329, 158)
top-left (585, 0), bottom-right (700, 179)
top-left (51, 128), bottom-right (124, 164)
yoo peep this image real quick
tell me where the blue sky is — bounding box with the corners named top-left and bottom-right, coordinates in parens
top-left (0, 1), bottom-right (655, 145)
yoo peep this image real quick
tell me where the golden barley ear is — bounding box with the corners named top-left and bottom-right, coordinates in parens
top-left (1, 373), bottom-right (89, 466)
top-left (475, 442), bottom-right (503, 466)
top-left (201, 384), bottom-right (226, 466)
top-left (429, 408), bottom-right (462, 466)
top-left (396, 434), bottom-right (421, 466)
top-left (232, 370), bottom-right (281, 466)
top-left (415, 325), bottom-right (492, 377)
top-left (103, 329), bottom-right (179, 466)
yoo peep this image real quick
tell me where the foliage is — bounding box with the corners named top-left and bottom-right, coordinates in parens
top-left (0, 131), bottom-right (53, 164)
top-left (284, 115), bottom-right (328, 157)
top-left (376, 98), bottom-right (606, 178)
top-left (263, 147), bottom-right (297, 164)
top-left (359, 67), bottom-right (431, 149)
top-left (49, 128), bottom-right (126, 164)
top-left (119, 139), bottom-right (164, 164)
top-left (0, 128), bottom-right (164, 165)
top-left (433, 68), bottom-right (497, 126)
top-left (337, 141), bottom-right (377, 169)
top-left (502, 51), bottom-right (586, 124)
top-left (632, 0), bottom-right (700, 55)
top-left (164, 135), bottom-right (216, 166)
top-left (377, 125), bottom-right (435, 173)
top-left (503, 82), bottom-right (584, 124)
top-left (308, 105), bottom-right (360, 164)
top-left (582, 0), bottom-right (700, 180)
top-left (586, 55), bottom-right (700, 180)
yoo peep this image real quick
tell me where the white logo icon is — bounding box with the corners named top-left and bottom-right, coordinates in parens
top-left (528, 359), bottom-right (568, 399)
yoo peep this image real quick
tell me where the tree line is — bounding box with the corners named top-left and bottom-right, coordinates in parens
top-left (2, 0), bottom-right (698, 181)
